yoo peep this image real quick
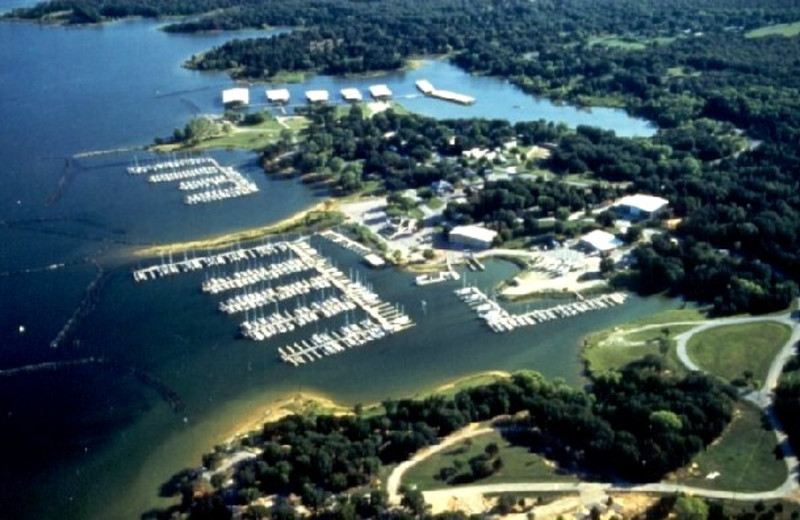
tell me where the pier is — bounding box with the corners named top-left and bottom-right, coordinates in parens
top-left (127, 155), bottom-right (258, 205)
top-left (131, 235), bottom-right (414, 365)
top-left (454, 286), bottom-right (628, 333)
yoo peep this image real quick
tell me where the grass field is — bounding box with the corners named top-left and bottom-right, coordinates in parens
top-left (686, 321), bottom-right (791, 383)
top-left (402, 430), bottom-right (577, 491)
top-left (582, 310), bottom-right (703, 375)
top-left (671, 403), bottom-right (786, 492)
top-left (745, 21), bottom-right (800, 39)
top-left (193, 116), bottom-right (309, 151)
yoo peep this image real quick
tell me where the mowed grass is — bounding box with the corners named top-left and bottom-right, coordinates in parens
top-left (192, 116), bottom-right (309, 151)
top-left (583, 321), bottom-right (698, 376)
top-left (686, 321), bottom-right (791, 383)
top-left (746, 21), bottom-right (800, 39)
top-left (402, 430), bottom-right (577, 491)
top-left (671, 403), bottom-right (786, 492)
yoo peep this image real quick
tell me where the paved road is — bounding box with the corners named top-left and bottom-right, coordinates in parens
top-left (408, 306), bottom-right (800, 511)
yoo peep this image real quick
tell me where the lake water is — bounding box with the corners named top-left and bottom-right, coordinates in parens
top-left (0, 13), bottom-right (668, 520)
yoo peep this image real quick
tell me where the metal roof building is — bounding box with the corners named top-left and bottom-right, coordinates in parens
top-left (614, 194), bottom-right (669, 219)
top-left (368, 84), bottom-right (393, 100)
top-left (579, 229), bottom-right (623, 253)
top-left (222, 87), bottom-right (250, 106)
top-left (415, 79), bottom-right (435, 94)
top-left (340, 88), bottom-right (363, 102)
top-left (449, 225), bottom-right (498, 249)
top-left (305, 90), bottom-right (330, 103)
top-left (266, 88), bottom-right (290, 104)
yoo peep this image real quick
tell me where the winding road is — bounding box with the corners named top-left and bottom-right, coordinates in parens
top-left (386, 305), bottom-right (800, 513)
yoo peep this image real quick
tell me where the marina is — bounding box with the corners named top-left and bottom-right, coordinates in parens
top-left (127, 155), bottom-right (258, 205)
top-left (131, 235), bottom-right (414, 364)
top-left (455, 285), bottom-right (628, 333)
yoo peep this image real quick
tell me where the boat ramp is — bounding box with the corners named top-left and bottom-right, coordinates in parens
top-left (454, 286), bottom-right (628, 333)
top-left (127, 155), bottom-right (258, 205)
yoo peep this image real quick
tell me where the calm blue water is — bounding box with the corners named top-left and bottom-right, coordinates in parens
top-left (0, 15), bottom-right (669, 520)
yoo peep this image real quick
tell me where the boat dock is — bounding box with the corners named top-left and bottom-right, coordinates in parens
top-left (127, 155), bottom-right (258, 205)
top-left (415, 79), bottom-right (475, 105)
top-left (454, 286), bottom-right (628, 333)
top-left (132, 235), bottom-right (413, 365)
top-left (317, 229), bottom-right (372, 256)
top-left (277, 318), bottom-right (390, 366)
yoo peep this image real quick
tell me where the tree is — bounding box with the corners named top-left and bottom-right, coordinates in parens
top-left (400, 486), bottom-right (429, 516)
top-left (673, 496), bottom-right (709, 520)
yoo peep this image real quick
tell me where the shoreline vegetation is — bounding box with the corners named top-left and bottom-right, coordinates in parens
top-left (133, 202), bottom-right (341, 258)
top-left (220, 371), bottom-right (512, 445)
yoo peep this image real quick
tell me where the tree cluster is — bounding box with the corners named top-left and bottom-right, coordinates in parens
top-left (160, 365), bottom-right (733, 518)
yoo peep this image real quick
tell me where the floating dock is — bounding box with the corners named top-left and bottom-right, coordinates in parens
top-left (340, 88), bottom-right (363, 102)
top-left (127, 156), bottom-right (258, 205)
top-left (132, 236), bottom-right (414, 366)
top-left (266, 88), bottom-right (291, 104)
top-left (306, 90), bottom-right (330, 103)
top-left (414, 79), bottom-right (475, 105)
top-left (368, 84), bottom-right (393, 100)
top-left (454, 286), bottom-right (628, 333)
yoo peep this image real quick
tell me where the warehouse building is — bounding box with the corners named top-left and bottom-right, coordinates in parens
top-left (613, 194), bottom-right (669, 220)
top-left (449, 225), bottom-right (498, 249)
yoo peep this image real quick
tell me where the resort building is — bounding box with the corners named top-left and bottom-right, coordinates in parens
top-left (305, 90), bottom-right (330, 103)
top-left (579, 229), bottom-right (623, 253)
top-left (266, 88), bottom-right (291, 104)
top-left (368, 84), bottom-right (393, 100)
top-left (449, 225), bottom-right (498, 249)
top-left (222, 87), bottom-right (250, 106)
top-left (613, 194), bottom-right (669, 220)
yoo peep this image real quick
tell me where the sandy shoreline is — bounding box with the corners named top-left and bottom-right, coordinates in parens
top-left (219, 371), bottom-right (512, 445)
top-left (133, 201), bottom-right (335, 258)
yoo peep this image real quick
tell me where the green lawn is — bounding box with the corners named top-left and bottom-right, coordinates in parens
top-left (745, 21), bottom-right (800, 39)
top-left (158, 116), bottom-right (309, 152)
top-left (588, 35), bottom-right (647, 50)
top-left (425, 197), bottom-right (445, 210)
top-left (402, 430), bottom-right (577, 491)
top-left (686, 321), bottom-right (791, 383)
top-left (582, 312), bottom-right (703, 376)
top-left (671, 403), bottom-right (786, 493)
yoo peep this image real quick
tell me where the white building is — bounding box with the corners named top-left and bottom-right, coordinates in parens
top-left (340, 88), bottom-right (363, 102)
top-left (579, 229), bottom-right (623, 253)
top-left (449, 225), bottom-right (498, 249)
top-left (416, 79), bottom-right (435, 94)
top-left (222, 87), bottom-right (250, 106)
top-left (266, 88), bottom-right (290, 104)
top-left (305, 90), bottom-right (329, 103)
top-left (368, 84), bottom-right (393, 100)
top-left (614, 194), bottom-right (669, 220)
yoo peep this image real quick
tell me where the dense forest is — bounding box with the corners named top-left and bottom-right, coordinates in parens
top-left (9, 0), bottom-right (800, 313)
top-left (150, 365), bottom-right (734, 519)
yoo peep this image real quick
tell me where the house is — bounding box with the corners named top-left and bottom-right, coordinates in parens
top-left (431, 179), bottom-right (454, 195)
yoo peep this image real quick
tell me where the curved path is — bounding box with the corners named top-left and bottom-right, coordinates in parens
top-left (387, 305), bottom-right (800, 511)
